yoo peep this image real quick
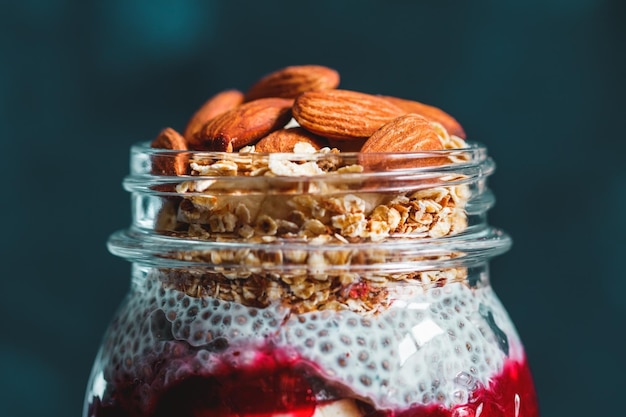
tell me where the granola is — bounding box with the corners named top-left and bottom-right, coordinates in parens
top-left (146, 67), bottom-right (476, 314)
top-left (148, 136), bottom-right (472, 313)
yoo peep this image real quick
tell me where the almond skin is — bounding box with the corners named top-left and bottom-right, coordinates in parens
top-left (150, 127), bottom-right (189, 175)
top-left (293, 89), bottom-right (405, 141)
top-left (184, 89), bottom-right (244, 146)
top-left (195, 98), bottom-right (293, 152)
top-left (326, 138), bottom-right (368, 152)
top-left (244, 65), bottom-right (340, 101)
top-left (360, 114), bottom-right (448, 169)
top-left (380, 95), bottom-right (466, 139)
top-left (255, 127), bottom-right (329, 152)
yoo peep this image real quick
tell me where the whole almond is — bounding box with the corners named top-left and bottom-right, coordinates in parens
top-left (293, 89), bottom-right (405, 141)
top-left (380, 95), bottom-right (466, 139)
top-left (244, 65), bottom-right (340, 101)
top-left (184, 89), bottom-right (244, 146)
top-left (150, 127), bottom-right (189, 176)
top-left (195, 98), bottom-right (293, 152)
top-left (255, 127), bottom-right (329, 152)
top-left (360, 114), bottom-right (448, 169)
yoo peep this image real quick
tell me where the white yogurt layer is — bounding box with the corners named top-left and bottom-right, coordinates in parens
top-left (103, 271), bottom-right (522, 411)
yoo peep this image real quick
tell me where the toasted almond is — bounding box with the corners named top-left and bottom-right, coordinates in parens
top-left (255, 127), bottom-right (329, 152)
top-left (360, 114), bottom-right (448, 169)
top-left (293, 89), bottom-right (405, 141)
top-left (380, 95), bottom-right (466, 138)
top-left (244, 65), bottom-right (340, 101)
top-left (184, 89), bottom-right (244, 145)
top-left (150, 127), bottom-right (188, 175)
top-left (326, 138), bottom-right (368, 152)
top-left (195, 98), bottom-right (293, 152)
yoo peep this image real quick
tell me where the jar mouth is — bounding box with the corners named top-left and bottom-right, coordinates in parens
top-left (132, 140), bottom-right (487, 159)
top-left (124, 141), bottom-right (493, 198)
top-left (130, 140), bottom-right (487, 170)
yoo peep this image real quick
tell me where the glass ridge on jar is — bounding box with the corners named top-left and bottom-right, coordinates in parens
top-left (84, 141), bottom-right (539, 417)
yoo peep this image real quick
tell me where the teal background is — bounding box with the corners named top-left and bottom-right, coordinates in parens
top-left (1, 1), bottom-right (624, 416)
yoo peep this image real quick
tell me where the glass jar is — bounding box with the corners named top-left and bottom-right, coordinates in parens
top-left (84, 142), bottom-right (539, 417)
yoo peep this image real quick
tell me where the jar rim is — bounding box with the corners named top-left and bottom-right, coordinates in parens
top-left (131, 140), bottom-right (489, 171)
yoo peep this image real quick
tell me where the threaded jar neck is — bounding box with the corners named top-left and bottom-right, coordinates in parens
top-left (109, 141), bottom-right (510, 274)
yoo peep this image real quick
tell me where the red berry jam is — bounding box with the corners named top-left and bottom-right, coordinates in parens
top-left (88, 353), bottom-right (537, 417)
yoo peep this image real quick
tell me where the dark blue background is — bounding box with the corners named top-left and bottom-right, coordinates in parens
top-left (1, 1), bottom-right (624, 416)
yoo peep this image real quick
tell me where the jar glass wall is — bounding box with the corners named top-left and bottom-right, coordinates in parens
top-left (84, 143), bottom-right (539, 417)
